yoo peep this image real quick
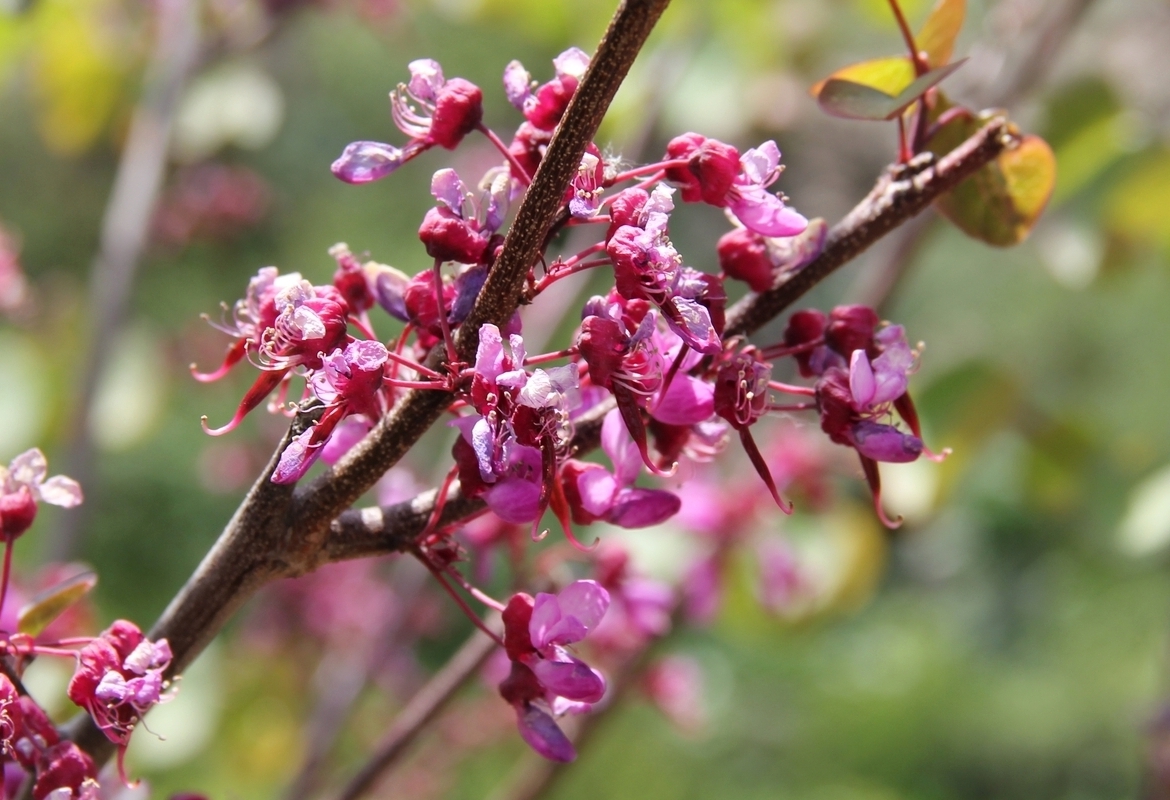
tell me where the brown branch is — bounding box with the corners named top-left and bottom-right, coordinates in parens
top-left (333, 628), bottom-right (500, 800)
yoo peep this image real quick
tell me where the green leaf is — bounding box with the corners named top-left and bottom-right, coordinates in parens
top-left (18, 571), bottom-right (97, 637)
top-left (917, 0), bottom-right (966, 69)
top-left (929, 111), bottom-right (1056, 246)
top-left (811, 56), bottom-right (916, 99)
top-left (817, 59), bottom-right (966, 121)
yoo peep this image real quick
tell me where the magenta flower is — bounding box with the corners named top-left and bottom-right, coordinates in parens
top-left (503, 48), bottom-right (590, 131)
top-left (419, 168), bottom-right (509, 264)
top-left (727, 141), bottom-right (808, 237)
top-left (67, 621), bottom-right (173, 748)
top-left (272, 339), bottom-right (389, 484)
top-left (561, 409), bottom-right (681, 529)
top-left (451, 325), bottom-right (581, 528)
top-left (568, 146), bottom-right (607, 218)
top-left (498, 580), bottom-right (610, 762)
top-left (332, 59), bottom-right (483, 184)
top-left (30, 741), bottom-right (99, 800)
top-left (0, 449), bottom-right (83, 539)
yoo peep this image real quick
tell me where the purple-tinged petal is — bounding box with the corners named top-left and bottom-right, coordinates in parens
top-left (503, 60), bottom-right (533, 109)
top-left (8, 449), bottom-right (47, 488)
top-left (321, 417), bottom-right (371, 465)
top-left (850, 421), bottom-right (923, 463)
top-left (849, 350), bottom-right (876, 410)
top-left (367, 261), bottom-right (411, 322)
top-left (485, 476), bottom-right (543, 523)
top-left (556, 580), bottom-right (610, 631)
top-left (508, 333), bottom-right (527, 367)
top-left (471, 417), bottom-right (497, 482)
top-left (94, 672), bottom-right (129, 703)
top-left (666, 297), bottom-right (721, 355)
top-left (529, 592), bottom-right (565, 650)
top-left (272, 428), bottom-right (323, 484)
top-left (739, 141), bottom-right (780, 185)
top-left (36, 476), bottom-right (83, 508)
top-left (475, 323), bottom-right (505, 381)
top-left (729, 189), bottom-right (809, 237)
top-left (331, 141), bottom-right (406, 184)
top-left (531, 656), bottom-right (606, 703)
top-left (516, 704), bottom-right (576, 762)
top-left (651, 374), bottom-right (714, 426)
top-left (450, 264), bottom-right (488, 325)
top-left (552, 47), bottom-right (590, 79)
top-left (607, 488), bottom-right (681, 528)
top-left (575, 466), bottom-right (618, 517)
top-left (407, 58), bottom-right (445, 101)
top-left (602, 409), bottom-right (642, 487)
top-left (431, 168), bottom-right (468, 214)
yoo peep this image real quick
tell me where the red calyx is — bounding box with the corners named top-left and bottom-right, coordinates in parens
top-left (502, 592), bottom-right (536, 662)
top-left (525, 75), bottom-right (578, 131)
top-left (428, 78), bottom-right (483, 150)
top-left (718, 228), bottom-right (774, 293)
top-left (825, 305), bottom-right (879, 359)
top-left (664, 133), bottom-right (740, 206)
top-left (418, 207), bottom-right (491, 265)
top-left (0, 485), bottom-right (38, 539)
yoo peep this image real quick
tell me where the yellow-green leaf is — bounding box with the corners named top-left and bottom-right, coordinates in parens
top-left (811, 56), bottom-right (916, 99)
top-left (818, 60), bottom-right (965, 121)
top-left (17, 571), bottom-right (97, 637)
top-left (917, 0), bottom-right (966, 69)
top-left (929, 113), bottom-right (1056, 246)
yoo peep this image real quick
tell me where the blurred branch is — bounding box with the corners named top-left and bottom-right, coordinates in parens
top-left (51, 0), bottom-right (201, 560)
top-left (282, 562), bottom-right (428, 800)
top-left (64, 0), bottom-right (672, 765)
top-left (332, 627), bottom-right (500, 800)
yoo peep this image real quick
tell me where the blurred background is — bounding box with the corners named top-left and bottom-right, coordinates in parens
top-left (2, 0), bottom-right (1170, 797)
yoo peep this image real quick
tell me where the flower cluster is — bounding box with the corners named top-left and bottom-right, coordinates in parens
top-left (193, 47), bottom-right (945, 759)
top-left (0, 449), bottom-right (175, 794)
top-left (498, 580), bottom-right (609, 762)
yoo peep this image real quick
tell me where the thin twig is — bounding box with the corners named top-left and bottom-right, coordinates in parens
top-left (333, 627), bottom-right (500, 800)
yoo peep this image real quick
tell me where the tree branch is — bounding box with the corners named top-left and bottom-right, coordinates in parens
top-left (285, 0), bottom-right (672, 561)
top-left (332, 628), bottom-right (500, 800)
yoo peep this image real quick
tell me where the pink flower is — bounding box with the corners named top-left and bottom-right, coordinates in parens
top-left (332, 59), bottom-right (483, 184)
top-left (67, 620), bottom-right (174, 748)
top-left (498, 580), bottom-right (610, 762)
top-left (504, 48), bottom-right (590, 131)
top-left (0, 450), bottom-right (82, 539)
top-left (561, 410), bottom-right (680, 529)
